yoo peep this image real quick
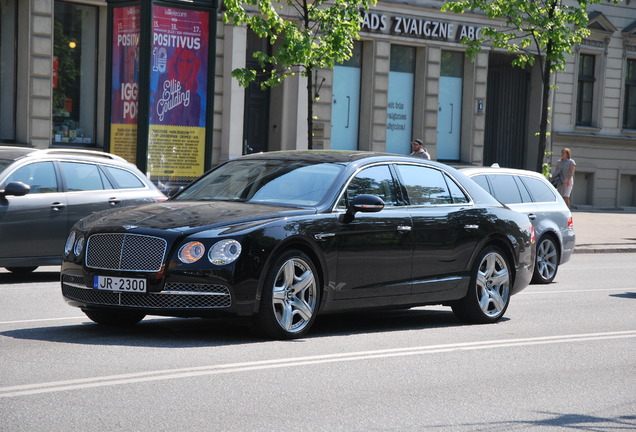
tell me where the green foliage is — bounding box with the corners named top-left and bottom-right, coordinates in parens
top-left (441, 0), bottom-right (615, 72)
top-left (223, 0), bottom-right (377, 89)
top-left (542, 151), bottom-right (553, 179)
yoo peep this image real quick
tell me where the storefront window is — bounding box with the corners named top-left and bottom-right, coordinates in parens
top-left (53, 2), bottom-right (97, 146)
top-left (0, 0), bottom-right (17, 141)
top-left (387, 45), bottom-right (415, 155)
top-left (331, 42), bottom-right (362, 150)
top-left (437, 51), bottom-right (464, 160)
top-left (624, 58), bottom-right (636, 130)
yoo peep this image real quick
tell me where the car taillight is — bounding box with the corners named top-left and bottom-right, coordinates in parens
top-left (530, 223), bottom-right (536, 244)
top-left (567, 216), bottom-right (573, 229)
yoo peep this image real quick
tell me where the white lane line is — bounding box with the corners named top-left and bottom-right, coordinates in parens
top-left (0, 317), bottom-right (86, 325)
top-left (2, 330), bottom-right (635, 398)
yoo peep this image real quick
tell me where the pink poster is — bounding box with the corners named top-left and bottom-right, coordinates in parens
top-left (110, 5), bottom-right (140, 162)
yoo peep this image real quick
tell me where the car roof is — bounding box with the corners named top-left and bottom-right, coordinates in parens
top-left (459, 165), bottom-right (547, 180)
top-left (0, 145), bottom-right (129, 165)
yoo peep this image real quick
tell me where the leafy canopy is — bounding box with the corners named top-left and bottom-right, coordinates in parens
top-left (223, 0), bottom-right (376, 89)
top-left (441, 0), bottom-right (607, 72)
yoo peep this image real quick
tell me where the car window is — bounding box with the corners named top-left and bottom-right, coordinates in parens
top-left (513, 176), bottom-right (533, 203)
top-left (395, 164), bottom-right (453, 205)
top-left (102, 165), bottom-right (146, 189)
top-left (471, 174), bottom-right (491, 194)
top-left (444, 173), bottom-right (469, 204)
top-left (340, 165), bottom-right (398, 207)
top-left (176, 159), bottom-right (342, 207)
top-left (5, 162), bottom-right (58, 194)
top-left (60, 161), bottom-right (113, 191)
top-left (519, 176), bottom-right (557, 203)
top-left (488, 174), bottom-right (523, 204)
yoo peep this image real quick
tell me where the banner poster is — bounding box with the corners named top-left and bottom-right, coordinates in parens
top-left (110, 5), bottom-right (140, 164)
top-left (148, 5), bottom-right (209, 189)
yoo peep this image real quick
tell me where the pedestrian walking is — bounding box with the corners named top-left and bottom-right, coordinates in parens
top-left (553, 148), bottom-right (576, 208)
top-left (410, 139), bottom-right (431, 159)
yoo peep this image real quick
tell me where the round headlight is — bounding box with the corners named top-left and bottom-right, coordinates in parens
top-left (208, 239), bottom-right (242, 265)
top-left (74, 235), bottom-right (85, 257)
top-left (64, 231), bottom-right (76, 256)
top-left (178, 241), bottom-right (205, 264)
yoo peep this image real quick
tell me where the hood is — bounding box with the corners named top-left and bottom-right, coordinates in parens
top-left (75, 201), bottom-right (315, 234)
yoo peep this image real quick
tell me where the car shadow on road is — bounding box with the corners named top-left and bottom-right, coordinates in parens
top-left (0, 270), bottom-right (60, 284)
top-left (0, 307), bottom-right (483, 347)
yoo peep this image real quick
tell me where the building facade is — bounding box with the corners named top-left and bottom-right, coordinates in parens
top-left (3, 0), bottom-right (635, 207)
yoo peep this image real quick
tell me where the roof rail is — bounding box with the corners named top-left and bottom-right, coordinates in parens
top-left (29, 148), bottom-right (127, 162)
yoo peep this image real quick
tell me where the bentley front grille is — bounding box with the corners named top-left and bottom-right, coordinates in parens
top-left (86, 233), bottom-right (167, 272)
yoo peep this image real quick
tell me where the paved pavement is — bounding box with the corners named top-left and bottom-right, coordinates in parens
top-left (571, 209), bottom-right (636, 254)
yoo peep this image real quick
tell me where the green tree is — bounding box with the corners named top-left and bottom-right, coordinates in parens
top-left (442, 0), bottom-right (619, 172)
top-left (223, 0), bottom-right (376, 149)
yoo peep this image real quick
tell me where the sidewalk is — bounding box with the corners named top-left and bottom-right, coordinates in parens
top-left (571, 210), bottom-right (636, 254)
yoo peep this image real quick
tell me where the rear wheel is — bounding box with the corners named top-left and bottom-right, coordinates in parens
top-left (6, 266), bottom-right (38, 274)
top-left (83, 310), bottom-right (145, 326)
top-left (532, 235), bottom-right (560, 284)
top-left (252, 250), bottom-right (320, 339)
top-left (452, 245), bottom-right (511, 324)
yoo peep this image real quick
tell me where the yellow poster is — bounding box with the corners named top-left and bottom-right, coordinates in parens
top-left (147, 125), bottom-right (205, 180)
top-left (110, 124), bottom-right (138, 164)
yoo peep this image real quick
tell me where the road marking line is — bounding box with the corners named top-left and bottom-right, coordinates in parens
top-left (1, 330), bottom-right (635, 398)
top-left (0, 317), bottom-right (86, 325)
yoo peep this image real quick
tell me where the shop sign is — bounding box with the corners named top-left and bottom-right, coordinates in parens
top-left (361, 12), bottom-right (481, 42)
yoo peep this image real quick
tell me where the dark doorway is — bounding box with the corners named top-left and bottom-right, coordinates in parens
top-left (243, 31), bottom-right (270, 155)
top-left (484, 54), bottom-right (530, 169)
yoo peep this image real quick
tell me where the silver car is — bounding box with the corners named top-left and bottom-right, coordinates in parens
top-left (0, 146), bottom-right (166, 273)
top-left (461, 166), bottom-right (576, 284)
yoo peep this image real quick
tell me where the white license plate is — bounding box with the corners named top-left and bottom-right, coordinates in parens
top-left (93, 275), bottom-right (147, 293)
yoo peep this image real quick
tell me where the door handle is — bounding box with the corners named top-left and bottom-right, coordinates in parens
top-left (464, 224), bottom-right (479, 230)
top-left (108, 197), bottom-right (122, 205)
top-left (397, 225), bottom-right (412, 232)
top-left (51, 202), bottom-right (66, 211)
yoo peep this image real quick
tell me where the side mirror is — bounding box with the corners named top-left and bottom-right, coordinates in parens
top-left (168, 186), bottom-right (184, 198)
top-left (0, 181), bottom-right (31, 197)
top-left (349, 194), bottom-right (385, 214)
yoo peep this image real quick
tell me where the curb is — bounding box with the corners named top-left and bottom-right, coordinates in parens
top-left (574, 248), bottom-right (636, 254)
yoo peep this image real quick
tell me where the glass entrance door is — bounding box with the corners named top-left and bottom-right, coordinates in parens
top-left (331, 44), bottom-right (361, 150)
top-left (437, 51), bottom-right (463, 160)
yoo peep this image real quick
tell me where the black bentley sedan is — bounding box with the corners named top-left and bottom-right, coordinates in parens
top-left (61, 151), bottom-right (535, 339)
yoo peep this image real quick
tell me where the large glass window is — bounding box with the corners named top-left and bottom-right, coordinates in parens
top-left (576, 54), bottom-right (595, 126)
top-left (53, 2), bottom-right (98, 146)
top-left (437, 51), bottom-right (464, 160)
top-left (624, 59), bottom-right (636, 130)
top-left (0, 0), bottom-right (17, 141)
top-left (387, 45), bottom-right (415, 155)
top-left (331, 42), bottom-right (362, 150)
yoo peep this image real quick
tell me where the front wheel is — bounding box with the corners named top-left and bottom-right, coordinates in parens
top-left (83, 310), bottom-right (145, 326)
top-left (252, 250), bottom-right (320, 339)
top-left (452, 245), bottom-right (511, 324)
top-left (532, 235), bottom-right (560, 284)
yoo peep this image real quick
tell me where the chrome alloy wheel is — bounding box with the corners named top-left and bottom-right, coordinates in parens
top-left (271, 257), bottom-right (318, 334)
top-left (476, 251), bottom-right (510, 318)
top-left (534, 236), bottom-right (559, 283)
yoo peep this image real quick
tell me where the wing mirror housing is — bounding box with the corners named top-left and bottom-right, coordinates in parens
top-left (342, 194), bottom-right (385, 223)
top-left (0, 181), bottom-right (31, 197)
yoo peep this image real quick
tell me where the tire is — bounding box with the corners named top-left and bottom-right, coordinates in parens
top-left (83, 310), bottom-right (145, 326)
top-left (6, 266), bottom-right (38, 274)
top-left (452, 245), bottom-right (511, 324)
top-left (532, 235), bottom-right (560, 284)
top-left (252, 250), bottom-right (320, 339)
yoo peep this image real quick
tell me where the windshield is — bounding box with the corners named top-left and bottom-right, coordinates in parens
top-left (174, 159), bottom-right (344, 207)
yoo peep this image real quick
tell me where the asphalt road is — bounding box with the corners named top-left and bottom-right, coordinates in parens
top-left (1, 254), bottom-right (635, 432)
